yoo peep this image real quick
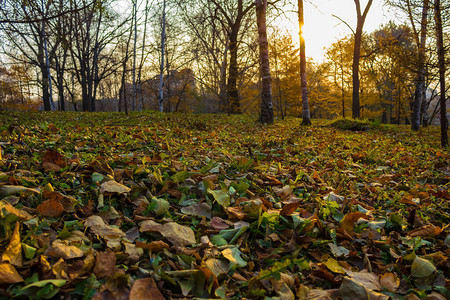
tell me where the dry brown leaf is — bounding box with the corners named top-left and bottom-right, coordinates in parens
top-left (280, 200), bottom-right (301, 217)
top-left (85, 215), bottom-right (126, 238)
top-left (135, 240), bottom-right (169, 252)
top-left (129, 278), bottom-right (165, 300)
top-left (341, 212), bottom-right (369, 234)
top-left (379, 272), bottom-right (399, 292)
top-left (139, 220), bottom-right (196, 247)
top-left (94, 250), bottom-right (116, 278)
top-left (37, 198), bottom-right (65, 218)
top-left (46, 239), bottom-right (85, 259)
top-left (100, 180), bottom-right (131, 194)
top-left (408, 225), bottom-right (442, 237)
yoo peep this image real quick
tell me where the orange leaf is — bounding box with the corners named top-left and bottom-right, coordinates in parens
top-left (341, 212), bottom-right (368, 234)
top-left (136, 240), bottom-right (170, 252)
top-left (280, 200), bottom-right (301, 217)
top-left (37, 199), bottom-right (64, 218)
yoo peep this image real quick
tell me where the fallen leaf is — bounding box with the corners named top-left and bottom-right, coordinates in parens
top-left (85, 215), bottom-right (126, 238)
top-left (380, 272), bottom-right (399, 292)
top-left (221, 247), bottom-right (247, 267)
top-left (411, 256), bottom-right (436, 278)
top-left (210, 216), bottom-right (229, 230)
top-left (140, 220), bottom-right (196, 247)
top-left (1, 222), bottom-right (22, 267)
top-left (204, 258), bottom-right (230, 278)
top-left (341, 212), bottom-right (368, 234)
top-left (207, 188), bottom-right (231, 208)
top-left (280, 200), bottom-right (301, 216)
top-left (94, 250), bottom-right (116, 278)
top-left (100, 180), bottom-right (131, 194)
top-left (339, 277), bottom-right (388, 300)
top-left (0, 185), bottom-right (39, 199)
top-left (0, 262), bottom-right (24, 284)
top-left (408, 225), bottom-right (442, 237)
top-left (46, 239), bottom-right (84, 259)
top-left (345, 270), bottom-right (381, 291)
top-left (136, 240), bottom-right (170, 252)
top-left (129, 277), bottom-right (165, 300)
top-left (324, 258), bottom-right (346, 274)
top-left (181, 202), bottom-right (212, 219)
top-left (37, 199), bottom-right (65, 218)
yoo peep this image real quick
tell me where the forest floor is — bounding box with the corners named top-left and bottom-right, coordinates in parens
top-left (0, 111), bottom-right (448, 299)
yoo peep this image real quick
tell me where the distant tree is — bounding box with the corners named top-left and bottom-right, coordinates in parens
top-left (298, 0), bottom-right (311, 125)
top-left (256, 0), bottom-right (273, 124)
top-left (325, 37), bottom-right (353, 118)
top-left (352, 0), bottom-right (373, 118)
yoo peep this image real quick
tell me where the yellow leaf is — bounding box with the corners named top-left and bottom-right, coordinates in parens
top-left (0, 262), bottom-right (24, 284)
top-left (324, 258), bottom-right (346, 274)
top-left (1, 222), bottom-right (22, 267)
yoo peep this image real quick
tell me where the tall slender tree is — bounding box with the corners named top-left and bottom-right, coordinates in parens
top-left (298, 0), bottom-right (311, 125)
top-left (410, 0), bottom-right (430, 130)
top-left (352, 0), bottom-right (373, 118)
top-left (434, 0), bottom-right (448, 147)
top-left (158, 0), bottom-right (166, 112)
top-left (256, 0), bottom-right (273, 124)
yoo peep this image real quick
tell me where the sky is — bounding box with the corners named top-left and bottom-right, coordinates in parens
top-left (280, 0), bottom-right (395, 62)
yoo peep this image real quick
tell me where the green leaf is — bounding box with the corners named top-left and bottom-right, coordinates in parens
top-left (210, 235), bottom-right (228, 246)
top-left (171, 170), bottom-right (190, 183)
top-left (411, 256), bottom-right (436, 278)
top-left (21, 243), bottom-right (36, 260)
top-left (91, 172), bottom-right (104, 183)
top-left (207, 188), bottom-right (230, 208)
top-left (222, 247), bottom-right (247, 267)
top-left (150, 197), bottom-right (170, 215)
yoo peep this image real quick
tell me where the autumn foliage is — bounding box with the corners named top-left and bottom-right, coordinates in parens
top-left (0, 111), bottom-right (448, 299)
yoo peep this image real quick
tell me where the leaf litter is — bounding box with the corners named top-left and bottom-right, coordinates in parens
top-left (0, 111), bottom-right (448, 299)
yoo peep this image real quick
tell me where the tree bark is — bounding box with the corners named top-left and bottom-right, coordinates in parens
top-left (256, 0), bottom-right (273, 124)
top-left (411, 0), bottom-right (429, 131)
top-left (352, 0), bottom-right (372, 119)
top-left (298, 0), bottom-right (311, 125)
top-left (434, 0), bottom-right (448, 147)
top-left (227, 27), bottom-right (241, 114)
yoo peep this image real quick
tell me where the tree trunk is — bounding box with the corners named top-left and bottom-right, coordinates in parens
top-left (227, 27), bottom-right (241, 114)
top-left (256, 0), bottom-right (273, 124)
top-left (352, 0), bottom-right (372, 119)
top-left (411, 0), bottom-right (429, 131)
top-left (158, 0), bottom-right (166, 112)
top-left (298, 0), bottom-right (311, 125)
top-left (434, 0), bottom-right (448, 148)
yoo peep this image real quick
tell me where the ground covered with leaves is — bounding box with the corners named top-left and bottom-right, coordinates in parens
top-left (0, 111), bottom-right (448, 299)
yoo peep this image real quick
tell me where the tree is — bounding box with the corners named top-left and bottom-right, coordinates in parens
top-left (298, 0), bottom-right (311, 125)
top-left (68, 0), bottom-right (126, 112)
top-left (256, 0), bottom-right (273, 124)
top-left (352, 0), bottom-right (373, 118)
top-left (158, 0), bottom-right (166, 112)
top-left (409, 0), bottom-right (430, 130)
top-left (434, 0), bottom-right (448, 147)
top-left (0, 0), bottom-right (57, 111)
